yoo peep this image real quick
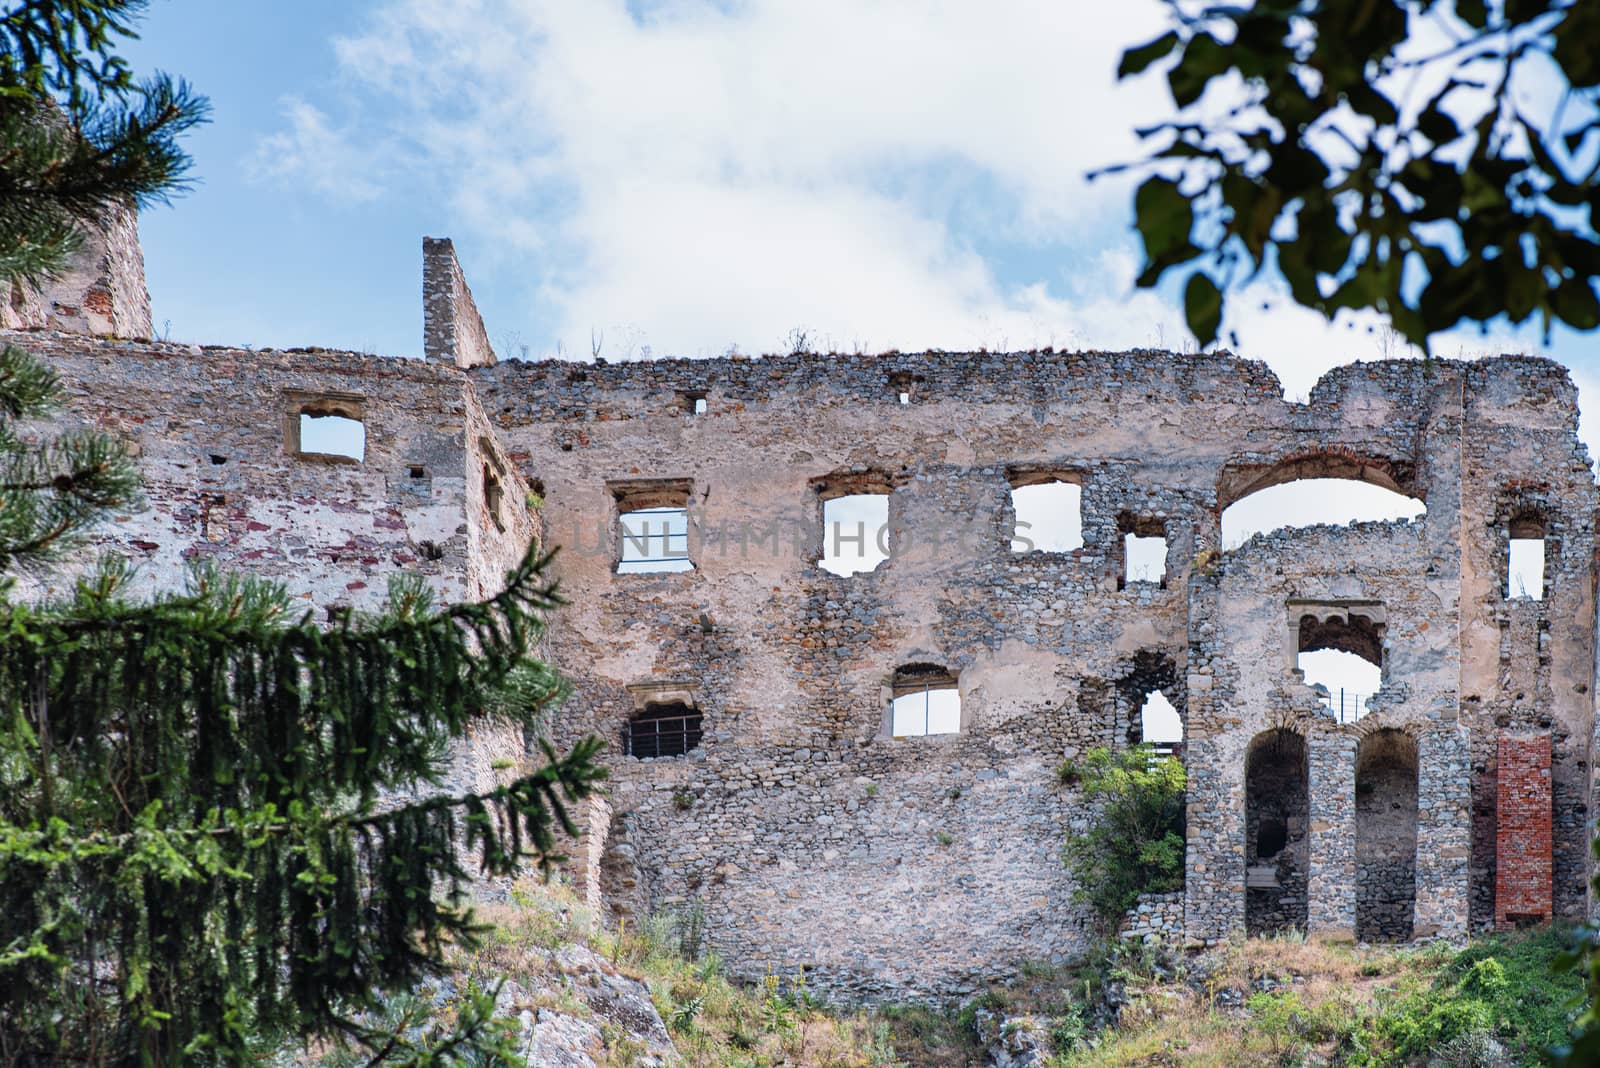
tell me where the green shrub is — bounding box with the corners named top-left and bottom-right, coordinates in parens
top-left (1355, 930), bottom-right (1580, 1066)
top-left (1058, 745), bottom-right (1186, 925)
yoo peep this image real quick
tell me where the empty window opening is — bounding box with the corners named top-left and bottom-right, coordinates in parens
top-left (1508, 539), bottom-right (1545, 599)
top-left (1296, 608), bottom-right (1384, 723)
top-left (821, 493), bottom-right (890, 576)
top-left (889, 372), bottom-right (915, 405)
top-left (208, 453), bottom-right (227, 465)
top-left (890, 664), bottom-right (960, 737)
top-left (1009, 474), bottom-right (1083, 554)
top-left (1139, 691), bottom-right (1184, 752)
top-left (1221, 478), bottom-right (1426, 547)
top-left (619, 507), bottom-right (691, 573)
top-left (1356, 729), bottom-right (1418, 942)
top-left (483, 463), bottom-right (505, 532)
top-left (612, 481), bottom-right (695, 574)
top-left (297, 411), bottom-right (366, 463)
top-left (1124, 533), bottom-right (1167, 586)
top-left (409, 465), bottom-right (427, 479)
top-left (1246, 728), bottom-right (1309, 936)
top-left (625, 701), bottom-right (703, 758)
top-left (1508, 515), bottom-right (1546, 599)
top-left (682, 391), bottom-right (708, 416)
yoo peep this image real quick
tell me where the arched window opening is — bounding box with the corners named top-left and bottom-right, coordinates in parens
top-left (890, 664), bottom-right (960, 737)
top-left (1007, 470), bottom-right (1083, 554)
top-left (1221, 478), bottom-right (1426, 547)
top-left (1246, 729), bottom-right (1309, 936)
top-left (625, 701), bottom-right (703, 758)
top-left (1139, 691), bottom-right (1184, 754)
top-left (1294, 606), bottom-right (1384, 723)
top-left (1356, 729), bottom-right (1418, 942)
top-left (1218, 451), bottom-right (1424, 548)
top-left (1507, 513), bottom-right (1546, 600)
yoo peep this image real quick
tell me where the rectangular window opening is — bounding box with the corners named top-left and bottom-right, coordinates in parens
top-left (1124, 532), bottom-right (1168, 586)
top-left (1010, 476), bottom-right (1083, 553)
top-left (297, 410), bottom-right (365, 463)
top-left (1508, 536), bottom-right (1545, 600)
top-left (618, 506), bottom-right (692, 573)
top-left (821, 493), bottom-right (890, 576)
top-left (891, 670), bottom-right (961, 738)
top-left (625, 701), bottom-right (703, 758)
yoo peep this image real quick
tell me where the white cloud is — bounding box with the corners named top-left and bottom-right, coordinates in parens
top-left (258, 0), bottom-right (1592, 462)
top-left (249, 97), bottom-right (386, 203)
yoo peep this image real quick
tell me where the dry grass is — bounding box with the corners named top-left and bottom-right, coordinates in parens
top-left (449, 880), bottom-right (911, 1067)
top-left (418, 887), bottom-right (1573, 1068)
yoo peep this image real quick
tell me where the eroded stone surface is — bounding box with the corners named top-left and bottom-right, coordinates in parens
top-left (8, 229), bottom-right (1598, 1004)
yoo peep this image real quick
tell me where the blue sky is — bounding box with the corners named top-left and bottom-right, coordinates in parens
top-left (122, 1), bottom-right (1597, 421)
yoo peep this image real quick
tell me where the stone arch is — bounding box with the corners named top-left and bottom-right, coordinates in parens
top-left (1290, 600), bottom-right (1387, 723)
top-left (1217, 449), bottom-right (1422, 511)
top-left (1356, 727), bottom-right (1419, 942)
top-left (1216, 449), bottom-right (1426, 547)
top-left (1246, 728), bottom-right (1309, 935)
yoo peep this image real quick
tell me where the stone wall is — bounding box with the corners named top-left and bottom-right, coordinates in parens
top-left (10, 233), bottom-right (1600, 1001)
top-left (1, 328), bottom-right (536, 798)
top-left (469, 347), bottom-right (1594, 994)
top-left (3, 201), bottom-right (151, 339)
top-left (1120, 892), bottom-right (1185, 943)
top-left (423, 237), bottom-right (496, 370)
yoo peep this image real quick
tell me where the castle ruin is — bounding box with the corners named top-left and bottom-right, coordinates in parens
top-left (8, 219), bottom-right (1596, 1003)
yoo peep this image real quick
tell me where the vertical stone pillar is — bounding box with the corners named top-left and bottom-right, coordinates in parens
top-left (1495, 733), bottom-right (1553, 929)
top-left (1414, 725), bottom-right (1471, 938)
top-left (422, 236), bottom-right (497, 369)
top-left (573, 795), bottom-right (613, 924)
top-left (1307, 731), bottom-right (1357, 939)
top-left (1183, 736), bottom-right (1243, 945)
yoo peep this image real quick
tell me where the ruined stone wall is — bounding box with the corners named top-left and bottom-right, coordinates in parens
top-left (2, 202), bottom-right (151, 339)
top-left (1454, 361), bottom-right (1597, 927)
top-left (15, 316), bottom-right (1598, 1000)
top-left (3, 328), bottom-right (536, 796)
top-left (469, 349), bottom-right (1594, 997)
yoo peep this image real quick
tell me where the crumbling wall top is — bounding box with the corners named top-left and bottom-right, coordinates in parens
top-left (423, 237), bottom-right (496, 370)
top-left (2, 199), bottom-right (151, 340)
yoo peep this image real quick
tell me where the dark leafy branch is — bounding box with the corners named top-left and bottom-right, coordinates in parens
top-left (1106, 0), bottom-right (1600, 351)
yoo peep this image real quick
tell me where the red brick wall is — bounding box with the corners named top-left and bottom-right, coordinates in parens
top-left (1495, 733), bottom-right (1553, 929)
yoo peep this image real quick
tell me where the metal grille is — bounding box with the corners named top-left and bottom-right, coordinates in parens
top-left (624, 707), bottom-right (703, 758)
top-left (1320, 689), bottom-right (1372, 724)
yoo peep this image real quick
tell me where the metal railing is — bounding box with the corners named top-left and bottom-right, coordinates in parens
top-left (1320, 689), bottom-right (1373, 724)
top-left (624, 713), bottom-right (704, 758)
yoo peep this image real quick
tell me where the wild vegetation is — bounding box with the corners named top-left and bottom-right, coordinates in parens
top-left (1059, 745), bottom-right (1188, 926)
top-left (294, 876), bottom-right (1584, 1067)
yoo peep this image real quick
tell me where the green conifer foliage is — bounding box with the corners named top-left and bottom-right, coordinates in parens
top-left (0, 551), bottom-right (606, 1063)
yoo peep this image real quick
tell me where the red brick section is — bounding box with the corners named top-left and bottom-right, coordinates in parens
top-left (1495, 733), bottom-right (1553, 929)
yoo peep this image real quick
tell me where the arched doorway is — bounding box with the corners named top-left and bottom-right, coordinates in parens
top-left (1246, 728), bottom-right (1309, 935)
top-left (1356, 729), bottom-right (1418, 942)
